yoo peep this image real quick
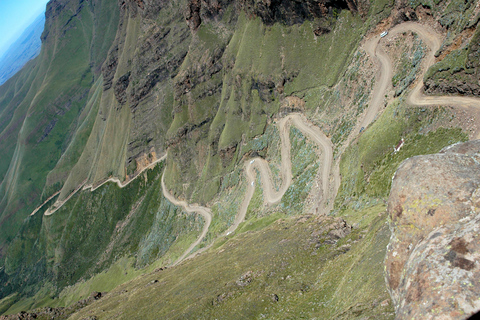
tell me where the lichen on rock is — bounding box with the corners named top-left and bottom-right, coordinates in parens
top-left (386, 140), bottom-right (480, 319)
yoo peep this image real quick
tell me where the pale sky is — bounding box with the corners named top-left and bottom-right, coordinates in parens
top-left (0, 0), bottom-right (50, 58)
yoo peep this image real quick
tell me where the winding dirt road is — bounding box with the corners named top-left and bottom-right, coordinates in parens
top-left (34, 154), bottom-right (167, 216)
top-left (163, 113), bottom-right (337, 264)
top-left (224, 113), bottom-right (337, 235)
top-left (172, 21), bottom-right (480, 265)
top-left (33, 21), bottom-right (480, 268)
top-left (363, 22), bottom-right (480, 133)
top-left (161, 173), bottom-right (213, 266)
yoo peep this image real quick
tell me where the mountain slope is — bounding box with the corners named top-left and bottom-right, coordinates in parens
top-left (0, 0), bottom-right (120, 247)
top-left (0, 0), bottom-right (479, 318)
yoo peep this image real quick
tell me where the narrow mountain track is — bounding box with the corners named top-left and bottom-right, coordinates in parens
top-left (224, 113), bottom-right (337, 235)
top-left (365, 22), bottom-right (480, 135)
top-left (32, 21), bottom-right (480, 268)
top-left (161, 173), bottom-right (213, 267)
top-left (32, 154), bottom-right (167, 216)
top-left (166, 113), bottom-right (337, 265)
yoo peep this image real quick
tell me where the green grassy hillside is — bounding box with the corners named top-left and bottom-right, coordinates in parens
top-left (0, 0), bottom-right (120, 249)
top-left (0, 0), bottom-right (478, 317)
top-left (68, 212), bottom-right (394, 320)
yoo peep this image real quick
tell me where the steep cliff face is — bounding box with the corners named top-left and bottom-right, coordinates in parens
top-left (100, 0), bottom-right (191, 171)
top-left (422, 0), bottom-right (480, 96)
top-left (89, 0), bottom-right (369, 200)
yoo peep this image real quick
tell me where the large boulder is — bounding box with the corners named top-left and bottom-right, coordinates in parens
top-left (386, 140), bottom-right (480, 319)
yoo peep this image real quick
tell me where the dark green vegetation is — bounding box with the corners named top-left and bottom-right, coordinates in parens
top-left (407, 0), bottom-right (477, 37)
top-left (419, 0), bottom-right (480, 96)
top-left (0, 162), bottom-right (203, 314)
top-left (0, 0), bottom-right (478, 317)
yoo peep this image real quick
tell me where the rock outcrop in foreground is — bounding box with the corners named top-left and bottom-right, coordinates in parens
top-left (386, 140), bottom-right (480, 319)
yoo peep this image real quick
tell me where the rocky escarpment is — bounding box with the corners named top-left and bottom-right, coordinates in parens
top-left (164, 0), bottom-right (372, 202)
top-left (240, 0), bottom-right (364, 25)
top-left (424, 22), bottom-right (480, 97)
top-left (91, 0), bottom-right (373, 197)
top-left (386, 140), bottom-right (480, 319)
top-left (185, 0), bottom-right (369, 31)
